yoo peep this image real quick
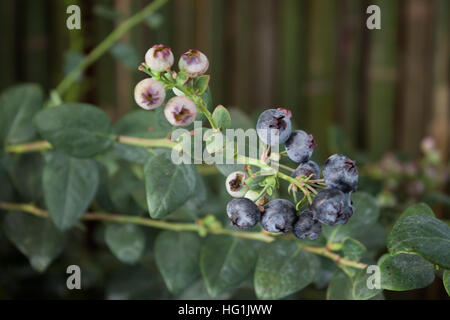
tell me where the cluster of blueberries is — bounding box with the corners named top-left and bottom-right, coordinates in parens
top-left (225, 109), bottom-right (358, 240)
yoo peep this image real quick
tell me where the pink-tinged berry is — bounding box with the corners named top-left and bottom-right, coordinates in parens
top-left (134, 78), bottom-right (166, 110)
top-left (178, 49), bottom-right (209, 77)
top-left (145, 44), bottom-right (174, 72)
top-left (164, 96), bottom-right (197, 126)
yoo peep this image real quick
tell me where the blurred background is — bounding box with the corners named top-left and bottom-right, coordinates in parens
top-left (0, 0), bottom-right (448, 160)
top-left (0, 0), bottom-right (448, 299)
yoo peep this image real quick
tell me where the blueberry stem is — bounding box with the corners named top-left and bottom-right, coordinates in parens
top-left (0, 201), bottom-right (368, 269)
top-left (140, 64), bottom-right (218, 130)
top-left (277, 163), bottom-right (295, 172)
top-left (253, 185), bottom-right (270, 203)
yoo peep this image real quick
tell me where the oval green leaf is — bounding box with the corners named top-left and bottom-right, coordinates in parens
top-left (3, 211), bottom-right (66, 272)
top-left (378, 253), bottom-right (435, 291)
top-left (105, 223), bottom-right (146, 264)
top-left (34, 103), bottom-right (113, 158)
top-left (254, 240), bottom-right (319, 300)
top-left (387, 213), bottom-right (450, 269)
top-left (200, 236), bottom-right (257, 297)
top-left (144, 150), bottom-right (197, 218)
top-left (155, 231), bottom-right (202, 294)
top-left (43, 152), bottom-right (99, 231)
top-left (0, 84), bottom-right (43, 144)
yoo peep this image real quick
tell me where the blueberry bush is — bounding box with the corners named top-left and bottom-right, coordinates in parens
top-left (0, 42), bottom-right (449, 300)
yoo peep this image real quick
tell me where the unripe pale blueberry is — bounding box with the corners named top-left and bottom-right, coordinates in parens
top-left (134, 78), bottom-right (166, 110)
top-left (261, 199), bottom-right (297, 233)
top-left (311, 188), bottom-right (352, 226)
top-left (226, 198), bottom-right (261, 229)
top-left (225, 171), bottom-right (248, 198)
top-left (178, 49), bottom-right (209, 77)
top-left (285, 130), bottom-right (316, 163)
top-left (291, 160), bottom-right (321, 180)
top-left (145, 44), bottom-right (174, 72)
top-left (164, 96), bottom-right (197, 126)
top-left (256, 109), bottom-right (292, 146)
top-left (293, 210), bottom-right (322, 240)
top-left (323, 154), bottom-right (358, 193)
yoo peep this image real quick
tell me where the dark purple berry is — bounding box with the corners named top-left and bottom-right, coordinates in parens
top-left (323, 154), bottom-right (358, 193)
top-left (311, 188), bottom-right (352, 226)
top-left (285, 130), bottom-right (316, 163)
top-left (293, 210), bottom-right (322, 240)
top-left (291, 160), bottom-right (321, 180)
top-left (226, 198), bottom-right (261, 229)
top-left (256, 109), bottom-right (292, 146)
top-left (334, 193), bottom-right (354, 225)
top-left (261, 199), bottom-right (297, 233)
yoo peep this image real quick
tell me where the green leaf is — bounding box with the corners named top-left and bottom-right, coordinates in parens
top-left (324, 192), bottom-right (380, 243)
top-left (0, 160), bottom-right (15, 203)
top-left (401, 202), bottom-right (435, 218)
top-left (341, 238), bottom-right (366, 261)
top-left (106, 265), bottom-right (172, 300)
top-left (105, 223), bottom-right (146, 264)
top-left (212, 105), bottom-right (231, 130)
top-left (112, 143), bottom-right (151, 164)
top-left (387, 213), bottom-right (450, 269)
top-left (155, 231), bottom-right (202, 294)
top-left (34, 103), bottom-right (113, 158)
top-left (194, 75), bottom-right (210, 95)
top-left (200, 236), bottom-right (257, 297)
top-left (378, 253), bottom-right (435, 291)
top-left (110, 43), bottom-right (140, 69)
top-left (352, 268), bottom-right (382, 300)
top-left (254, 241), bottom-right (319, 300)
top-left (326, 270), bottom-right (353, 300)
top-left (144, 150), bottom-right (197, 218)
top-left (114, 108), bottom-right (173, 139)
top-left (109, 168), bottom-right (145, 214)
top-left (3, 211), bottom-right (66, 272)
top-left (2, 153), bottom-right (43, 202)
top-left (0, 84), bottom-right (44, 144)
top-left (177, 279), bottom-right (233, 300)
top-left (43, 152), bottom-right (99, 231)
top-left (444, 270), bottom-right (450, 296)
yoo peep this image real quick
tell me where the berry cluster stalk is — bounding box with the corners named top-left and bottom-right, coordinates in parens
top-left (0, 201), bottom-right (368, 270)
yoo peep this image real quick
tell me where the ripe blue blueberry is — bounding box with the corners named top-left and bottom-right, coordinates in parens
top-left (323, 154), bottom-right (358, 193)
top-left (256, 109), bottom-right (292, 146)
top-left (334, 192), bottom-right (354, 225)
top-left (293, 210), bottom-right (322, 240)
top-left (226, 198), bottom-right (261, 229)
top-left (291, 160), bottom-right (321, 180)
top-left (311, 188), bottom-right (352, 226)
top-left (285, 130), bottom-right (316, 163)
top-left (261, 199), bottom-right (297, 233)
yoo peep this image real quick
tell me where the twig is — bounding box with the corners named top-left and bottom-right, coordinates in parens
top-left (0, 201), bottom-right (368, 269)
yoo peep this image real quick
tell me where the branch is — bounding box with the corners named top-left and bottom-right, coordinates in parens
top-left (0, 202), bottom-right (368, 269)
top-left (54, 0), bottom-right (170, 99)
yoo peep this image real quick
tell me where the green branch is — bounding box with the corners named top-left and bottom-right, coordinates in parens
top-left (0, 202), bottom-right (367, 269)
top-left (53, 0), bottom-right (170, 100)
